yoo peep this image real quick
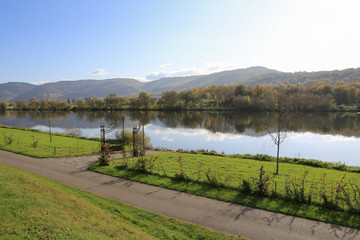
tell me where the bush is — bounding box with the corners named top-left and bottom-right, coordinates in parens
top-left (240, 179), bottom-right (253, 194)
top-left (98, 145), bottom-right (111, 166)
top-left (0, 101), bottom-right (8, 110)
top-left (115, 129), bottom-right (152, 149)
top-left (30, 136), bottom-right (39, 149)
top-left (64, 126), bottom-right (82, 136)
top-left (3, 134), bottom-right (13, 146)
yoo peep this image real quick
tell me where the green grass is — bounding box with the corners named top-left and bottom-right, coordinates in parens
top-left (0, 126), bottom-right (101, 157)
top-left (89, 153), bottom-right (360, 229)
top-left (0, 163), bottom-right (242, 240)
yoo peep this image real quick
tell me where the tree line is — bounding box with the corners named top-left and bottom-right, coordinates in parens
top-left (1, 81), bottom-right (360, 111)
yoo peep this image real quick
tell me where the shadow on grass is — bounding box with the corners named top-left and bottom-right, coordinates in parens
top-left (89, 164), bottom-right (360, 230)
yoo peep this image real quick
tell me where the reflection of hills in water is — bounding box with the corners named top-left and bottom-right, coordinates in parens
top-left (1, 110), bottom-right (360, 138)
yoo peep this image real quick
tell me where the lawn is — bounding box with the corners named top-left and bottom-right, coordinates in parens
top-left (0, 163), bottom-right (242, 240)
top-left (89, 152), bottom-right (360, 229)
top-left (0, 126), bottom-right (101, 157)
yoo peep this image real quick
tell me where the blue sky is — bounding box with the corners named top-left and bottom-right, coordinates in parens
top-left (1, 0), bottom-right (360, 84)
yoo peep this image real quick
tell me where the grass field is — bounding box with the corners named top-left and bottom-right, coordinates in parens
top-left (89, 152), bottom-right (360, 229)
top-left (0, 163), bottom-right (242, 240)
top-left (0, 126), bottom-right (100, 157)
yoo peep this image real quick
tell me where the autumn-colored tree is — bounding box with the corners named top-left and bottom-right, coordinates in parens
top-left (104, 93), bottom-right (120, 109)
top-left (180, 89), bottom-right (199, 109)
top-left (14, 100), bottom-right (28, 110)
top-left (28, 97), bottom-right (40, 109)
top-left (138, 91), bottom-right (151, 109)
top-left (160, 90), bottom-right (180, 109)
top-left (0, 101), bottom-right (8, 110)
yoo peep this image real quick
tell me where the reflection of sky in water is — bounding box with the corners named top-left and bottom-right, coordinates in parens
top-left (33, 124), bottom-right (360, 166)
top-left (146, 124), bottom-right (360, 167)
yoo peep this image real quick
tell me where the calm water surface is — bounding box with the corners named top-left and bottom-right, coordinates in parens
top-left (1, 110), bottom-right (360, 166)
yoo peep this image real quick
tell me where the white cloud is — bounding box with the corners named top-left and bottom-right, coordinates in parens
top-left (287, 132), bottom-right (357, 142)
top-left (320, 135), bottom-right (357, 143)
top-left (205, 132), bottom-right (242, 142)
top-left (32, 81), bottom-right (53, 85)
top-left (147, 124), bottom-right (242, 142)
top-left (88, 69), bottom-right (110, 75)
top-left (159, 63), bottom-right (173, 68)
top-left (161, 136), bottom-right (174, 142)
top-left (146, 62), bottom-right (242, 80)
top-left (287, 132), bottom-right (314, 139)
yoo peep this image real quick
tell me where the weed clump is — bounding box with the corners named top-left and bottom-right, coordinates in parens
top-left (98, 145), bottom-right (111, 166)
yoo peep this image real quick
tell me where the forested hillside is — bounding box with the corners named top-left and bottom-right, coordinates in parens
top-left (1, 66), bottom-right (360, 102)
top-left (2, 81), bottom-right (360, 112)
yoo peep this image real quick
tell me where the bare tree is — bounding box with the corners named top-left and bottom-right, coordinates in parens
top-left (268, 100), bottom-right (290, 175)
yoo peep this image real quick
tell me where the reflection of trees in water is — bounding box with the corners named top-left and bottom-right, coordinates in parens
top-left (156, 111), bottom-right (183, 128)
top-left (156, 111), bottom-right (360, 136)
top-left (28, 111), bottom-right (71, 121)
top-left (125, 111), bottom-right (154, 126)
top-left (2, 110), bottom-right (360, 137)
top-left (0, 110), bottom-right (10, 118)
top-left (13, 111), bottom-right (29, 119)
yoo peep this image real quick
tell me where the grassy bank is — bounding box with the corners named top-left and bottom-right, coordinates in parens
top-left (89, 152), bottom-right (360, 229)
top-left (0, 125), bottom-right (100, 157)
top-left (0, 163), bottom-right (242, 239)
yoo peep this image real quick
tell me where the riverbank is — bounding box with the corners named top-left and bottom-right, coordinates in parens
top-left (0, 125), bottom-right (100, 158)
top-left (89, 152), bottom-right (360, 230)
top-left (2, 125), bottom-right (360, 229)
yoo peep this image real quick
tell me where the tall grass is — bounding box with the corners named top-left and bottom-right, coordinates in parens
top-left (109, 152), bottom-right (360, 214)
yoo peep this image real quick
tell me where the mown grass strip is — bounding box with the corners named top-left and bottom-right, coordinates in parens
top-left (0, 125), bottom-right (100, 158)
top-left (89, 153), bottom-right (360, 229)
top-left (0, 163), bottom-right (242, 240)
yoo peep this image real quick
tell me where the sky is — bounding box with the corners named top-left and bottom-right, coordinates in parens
top-left (1, 0), bottom-right (360, 84)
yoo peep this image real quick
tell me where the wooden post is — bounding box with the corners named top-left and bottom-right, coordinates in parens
top-left (122, 116), bottom-right (125, 151)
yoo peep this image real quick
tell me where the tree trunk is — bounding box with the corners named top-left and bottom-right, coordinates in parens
top-left (276, 133), bottom-right (280, 175)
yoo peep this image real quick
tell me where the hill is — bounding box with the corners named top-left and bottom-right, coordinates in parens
top-left (1, 66), bottom-right (360, 101)
top-left (12, 78), bottom-right (144, 101)
top-left (0, 82), bottom-right (35, 101)
top-left (245, 68), bottom-right (360, 85)
top-left (142, 66), bottom-right (276, 93)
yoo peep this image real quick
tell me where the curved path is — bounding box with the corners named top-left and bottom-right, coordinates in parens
top-left (0, 150), bottom-right (359, 240)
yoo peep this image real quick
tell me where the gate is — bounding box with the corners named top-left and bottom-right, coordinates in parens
top-left (100, 116), bottom-right (125, 151)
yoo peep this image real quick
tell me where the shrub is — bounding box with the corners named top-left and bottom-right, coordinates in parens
top-left (30, 136), bottom-right (39, 149)
top-left (64, 126), bottom-right (82, 136)
top-left (3, 134), bottom-right (13, 146)
top-left (240, 179), bottom-right (253, 194)
top-left (115, 129), bottom-right (152, 149)
top-left (98, 145), bottom-right (111, 166)
top-left (253, 165), bottom-right (270, 196)
top-left (174, 156), bottom-right (187, 180)
top-left (204, 168), bottom-right (222, 187)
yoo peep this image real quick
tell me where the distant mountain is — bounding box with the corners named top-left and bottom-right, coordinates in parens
top-left (243, 68), bottom-right (360, 85)
top-left (142, 66), bottom-right (277, 93)
top-left (0, 82), bottom-right (35, 101)
top-left (10, 78), bottom-right (144, 101)
top-left (1, 66), bottom-right (360, 101)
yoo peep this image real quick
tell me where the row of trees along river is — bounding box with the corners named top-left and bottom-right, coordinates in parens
top-left (1, 81), bottom-right (360, 111)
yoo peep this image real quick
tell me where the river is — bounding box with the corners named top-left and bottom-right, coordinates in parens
top-left (0, 110), bottom-right (359, 166)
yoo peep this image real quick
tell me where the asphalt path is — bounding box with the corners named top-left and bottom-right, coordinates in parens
top-left (0, 150), bottom-right (359, 240)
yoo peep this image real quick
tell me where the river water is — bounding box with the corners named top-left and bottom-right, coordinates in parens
top-left (1, 110), bottom-right (359, 166)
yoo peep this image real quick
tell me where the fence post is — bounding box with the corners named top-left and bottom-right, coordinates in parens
top-left (54, 147), bottom-right (56, 155)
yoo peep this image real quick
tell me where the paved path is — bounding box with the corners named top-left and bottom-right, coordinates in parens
top-left (0, 150), bottom-right (359, 240)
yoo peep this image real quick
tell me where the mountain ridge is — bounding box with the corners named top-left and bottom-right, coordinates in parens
top-left (1, 66), bottom-right (360, 101)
